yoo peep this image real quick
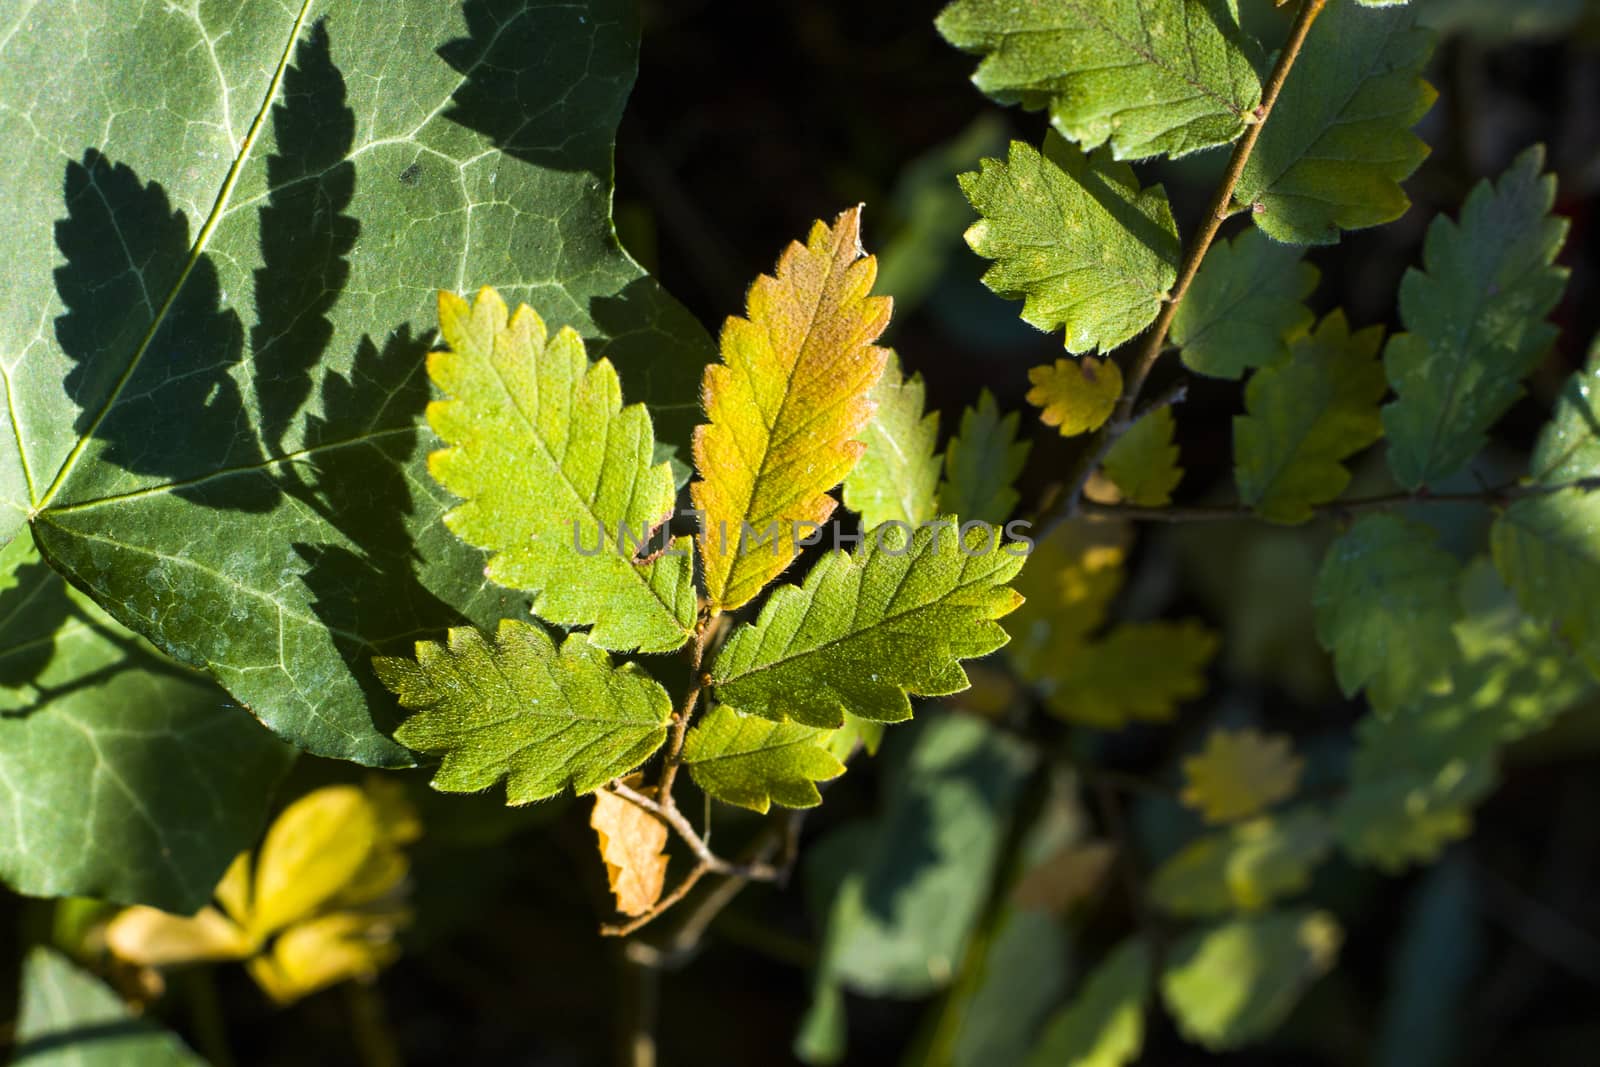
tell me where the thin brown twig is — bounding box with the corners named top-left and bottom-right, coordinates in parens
top-left (602, 861), bottom-right (712, 939)
top-left (605, 778), bottom-right (783, 883)
top-left (654, 617), bottom-right (711, 805)
top-left (1052, 0), bottom-right (1329, 523)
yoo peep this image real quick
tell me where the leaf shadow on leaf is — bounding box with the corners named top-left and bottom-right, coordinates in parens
top-left (0, 553), bottom-right (72, 690)
top-left (54, 151), bottom-right (268, 508)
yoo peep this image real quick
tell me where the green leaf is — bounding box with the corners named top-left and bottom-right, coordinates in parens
top-left (428, 287), bottom-right (694, 653)
top-left (1103, 405), bottom-right (1182, 507)
top-left (1173, 229), bottom-right (1318, 380)
top-left (682, 704), bottom-right (846, 814)
top-left (1236, 0), bottom-right (1435, 244)
top-left (0, 538), bottom-right (292, 911)
top-left (844, 352), bottom-right (942, 531)
top-left (940, 390), bottom-right (1031, 524)
top-left (1528, 344), bottom-right (1600, 486)
top-left (1025, 939), bottom-right (1150, 1067)
top-left (1035, 621), bottom-right (1218, 728)
top-left (1383, 147), bottom-right (1568, 487)
top-left (1160, 911), bottom-right (1342, 1051)
top-left (711, 520), bottom-right (1026, 729)
top-left (935, 0), bottom-right (1263, 161)
top-left (1234, 312), bottom-right (1386, 523)
top-left (375, 620), bottom-right (672, 804)
top-left (5, 1), bottom-right (712, 766)
top-left (1314, 515), bottom-right (1461, 713)
top-left (1490, 489), bottom-right (1600, 675)
top-left (959, 134), bottom-right (1181, 353)
top-left (14, 947), bottom-right (206, 1067)
top-left (1149, 809), bottom-right (1332, 918)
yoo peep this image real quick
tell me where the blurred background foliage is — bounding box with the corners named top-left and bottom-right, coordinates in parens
top-left (11, 1), bottom-right (1600, 1064)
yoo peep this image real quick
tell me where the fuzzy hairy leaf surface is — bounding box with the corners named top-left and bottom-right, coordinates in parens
top-left (1181, 729), bottom-right (1304, 824)
top-left (0, 539), bottom-right (292, 912)
top-left (1314, 515), bottom-right (1461, 712)
top-left (936, 0), bottom-right (1262, 161)
top-left (711, 521), bottom-right (1025, 729)
top-left (1236, 0), bottom-right (1435, 244)
top-left (1161, 911), bottom-right (1341, 1051)
top-left (1234, 313), bottom-right (1386, 523)
top-left (428, 288), bottom-right (694, 652)
top-left (1025, 940), bottom-right (1150, 1067)
top-left (1028, 358), bottom-right (1122, 437)
top-left (376, 621), bottom-right (672, 803)
top-left (591, 779), bottom-right (668, 917)
top-left (694, 207), bottom-right (892, 612)
top-left (844, 352), bottom-right (941, 531)
top-left (960, 134), bottom-right (1181, 353)
top-left (17, 947), bottom-right (206, 1066)
top-left (683, 704), bottom-right (845, 813)
top-left (1174, 230), bottom-right (1318, 380)
top-left (5, 2), bottom-right (712, 766)
top-left (1150, 810), bottom-right (1332, 917)
top-left (940, 391), bottom-right (1031, 524)
top-left (1103, 406), bottom-right (1182, 507)
top-left (1383, 147), bottom-right (1568, 487)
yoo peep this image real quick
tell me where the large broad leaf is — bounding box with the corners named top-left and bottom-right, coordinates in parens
top-left (1235, 0), bottom-right (1435, 245)
top-left (13, 947), bottom-right (206, 1067)
top-left (1383, 148), bottom-right (1568, 488)
top-left (2, 0), bottom-right (713, 766)
top-left (711, 521), bottom-right (1026, 729)
top-left (0, 538), bottom-right (292, 911)
top-left (936, 0), bottom-right (1262, 161)
top-left (959, 134), bottom-right (1181, 354)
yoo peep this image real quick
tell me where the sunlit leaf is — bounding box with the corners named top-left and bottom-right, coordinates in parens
top-left (1103, 406), bottom-right (1182, 507)
top-left (1025, 939), bottom-right (1150, 1067)
top-left (1150, 809), bottom-right (1331, 916)
top-left (591, 776), bottom-right (669, 918)
top-left (1027, 358), bottom-right (1123, 437)
top-left (844, 352), bottom-right (942, 531)
top-left (683, 704), bottom-right (846, 813)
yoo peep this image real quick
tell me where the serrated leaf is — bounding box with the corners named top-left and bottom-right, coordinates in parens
top-left (0, 539), bottom-right (292, 912)
top-left (1236, 0), bottom-right (1435, 244)
top-left (1235, 312), bottom-right (1386, 523)
top-left (1314, 515), bottom-right (1462, 712)
top-left (694, 207), bottom-right (892, 612)
top-left (1530, 345), bottom-right (1600, 485)
top-left (15, 947), bottom-right (206, 1067)
top-left (1103, 405), bottom-right (1182, 507)
top-left (940, 390), bottom-right (1032, 524)
top-left (683, 704), bottom-right (846, 813)
top-left (844, 352), bottom-right (941, 530)
top-left (936, 0), bottom-right (1263, 161)
top-left (426, 287), bottom-right (694, 653)
top-left (1490, 489), bottom-right (1600, 674)
top-left (376, 620), bottom-right (672, 803)
top-left (1160, 911), bottom-right (1342, 1051)
top-left (1027, 358), bottom-right (1123, 437)
top-left (712, 521), bottom-right (1025, 729)
top-left (959, 134), bottom-right (1181, 353)
top-left (1174, 229), bottom-right (1318, 380)
top-left (1181, 728), bottom-right (1304, 824)
top-left (1025, 939), bottom-right (1150, 1067)
top-left (1383, 147), bottom-right (1569, 487)
top-left (5, 2), bottom-right (713, 766)
top-left (1038, 621), bottom-right (1218, 728)
top-left (591, 776), bottom-right (669, 917)
top-left (1151, 809), bottom-right (1331, 917)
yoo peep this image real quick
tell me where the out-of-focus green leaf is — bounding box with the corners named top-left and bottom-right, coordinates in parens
top-left (936, 0), bottom-right (1262, 161)
top-left (14, 947), bottom-right (205, 1066)
top-left (1037, 621), bottom-right (1218, 728)
top-left (1103, 406), bottom-right (1182, 508)
top-left (1236, 0), bottom-right (1435, 244)
top-left (959, 134), bottom-right (1181, 353)
top-left (1025, 939), bottom-right (1150, 1067)
top-left (940, 391), bottom-right (1031, 524)
top-left (1160, 911), bottom-right (1342, 1051)
top-left (1174, 229), bottom-right (1318, 380)
top-left (1373, 857), bottom-right (1481, 1067)
top-left (1383, 147), bottom-right (1568, 488)
top-left (1149, 809), bottom-right (1332, 917)
top-left (1235, 312), bottom-right (1386, 523)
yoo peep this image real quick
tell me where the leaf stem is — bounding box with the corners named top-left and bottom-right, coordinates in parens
top-left (1053, 0), bottom-right (1328, 520)
top-left (653, 614), bottom-right (712, 806)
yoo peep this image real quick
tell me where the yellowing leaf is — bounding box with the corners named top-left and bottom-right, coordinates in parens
top-left (104, 904), bottom-right (254, 966)
top-left (248, 911), bottom-right (405, 1006)
top-left (1027, 357), bottom-right (1122, 437)
top-left (693, 207), bottom-right (893, 611)
top-left (250, 785), bottom-right (380, 938)
top-left (1042, 621), bottom-right (1217, 728)
top-left (427, 288), bottom-right (695, 652)
top-left (1009, 518), bottom-right (1134, 674)
top-left (1149, 809), bottom-right (1332, 917)
top-left (591, 778), bottom-right (670, 917)
top-left (1103, 405), bottom-right (1181, 507)
top-left (1181, 729), bottom-right (1304, 824)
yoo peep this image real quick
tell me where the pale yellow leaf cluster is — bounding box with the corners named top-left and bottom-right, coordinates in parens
top-left (105, 782), bottom-right (418, 1005)
top-left (1027, 356), bottom-right (1123, 437)
top-left (693, 206), bottom-right (893, 611)
top-left (1181, 729), bottom-right (1305, 824)
top-left (590, 776), bottom-right (670, 917)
